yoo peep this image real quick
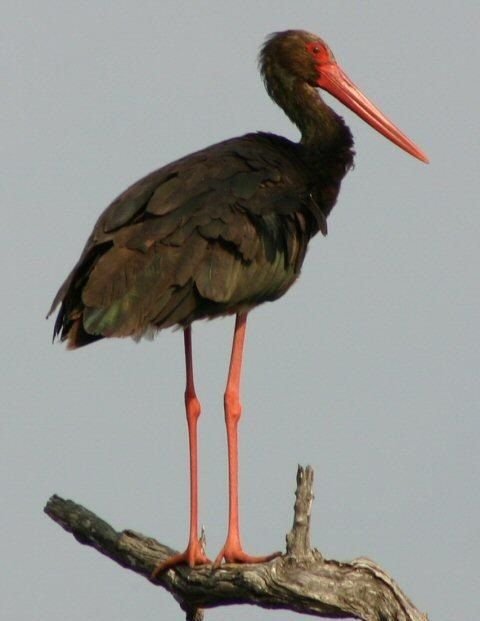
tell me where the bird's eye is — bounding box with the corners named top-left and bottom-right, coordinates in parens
top-left (306, 42), bottom-right (324, 58)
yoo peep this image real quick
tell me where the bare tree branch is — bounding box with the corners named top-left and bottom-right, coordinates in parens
top-left (44, 465), bottom-right (428, 621)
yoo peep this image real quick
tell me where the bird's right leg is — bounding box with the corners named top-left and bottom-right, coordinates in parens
top-left (151, 326), bottom-right (210, 576)
top-left (214, 313), bottom-right (280, 566)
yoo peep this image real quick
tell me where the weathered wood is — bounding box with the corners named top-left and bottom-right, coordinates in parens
top-left (44, 466), bottom-right (428, 621)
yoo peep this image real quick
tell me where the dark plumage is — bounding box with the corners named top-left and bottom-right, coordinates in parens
top-left (49, 134), bottom-right (338, 346)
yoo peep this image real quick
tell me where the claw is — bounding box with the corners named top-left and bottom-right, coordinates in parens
top-left (213, 543), bottom-right (280, 568)
top-left (151, 539), bottom-right (211, 579)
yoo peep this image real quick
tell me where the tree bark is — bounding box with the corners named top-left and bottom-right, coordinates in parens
top-left (44, 465), bottom-right (428, 621)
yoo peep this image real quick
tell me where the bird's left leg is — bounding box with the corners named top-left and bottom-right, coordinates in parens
top-left (152, 326), bottom-right (210, 577)
top-left (214, 312), bottom-right (280, 566)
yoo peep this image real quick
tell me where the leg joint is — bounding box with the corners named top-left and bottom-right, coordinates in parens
top-left (185, 390), bottom-right (201, 422)
top-left (224, 389), bottom-right (242, 423)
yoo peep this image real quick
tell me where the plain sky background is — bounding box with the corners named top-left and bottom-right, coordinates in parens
top-left (3, 2), bottom-right (479, 620)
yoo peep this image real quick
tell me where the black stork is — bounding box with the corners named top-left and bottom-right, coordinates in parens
top-left (48, 30), bottom-right (428, 573)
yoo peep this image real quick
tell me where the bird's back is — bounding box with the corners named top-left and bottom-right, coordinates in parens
top-left (50, 132), bottom-right (331, 348)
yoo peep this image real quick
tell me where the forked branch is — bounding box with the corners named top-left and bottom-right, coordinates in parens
top-left (44, 466), bottom-right (428, 621)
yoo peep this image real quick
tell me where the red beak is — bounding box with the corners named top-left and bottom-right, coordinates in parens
top-left (317, 62), bottom-right (429, 163)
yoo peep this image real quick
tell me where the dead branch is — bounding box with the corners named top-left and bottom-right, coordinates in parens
top-left (44, 465), bottom-right (428, 621)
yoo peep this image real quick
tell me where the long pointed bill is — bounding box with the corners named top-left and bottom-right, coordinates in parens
top-left (317, 63), bottom-right (429, 163)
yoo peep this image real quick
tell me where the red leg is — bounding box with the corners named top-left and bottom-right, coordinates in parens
top-left (152, 327), bottom-right (210, 577)
top-left (214, 313), bottom-right (280, 567)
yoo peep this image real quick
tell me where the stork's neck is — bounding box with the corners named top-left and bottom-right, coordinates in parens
top-left (264, 72), bottom-right (354, 168)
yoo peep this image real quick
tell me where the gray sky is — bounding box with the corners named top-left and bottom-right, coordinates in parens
top-left (3, 2), bottom-right (478, 620)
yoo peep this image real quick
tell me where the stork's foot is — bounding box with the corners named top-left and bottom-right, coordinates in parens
top-left (151, 540), bottom-right (211, 578)
top-left (213, 541), bottom-right (280, 568)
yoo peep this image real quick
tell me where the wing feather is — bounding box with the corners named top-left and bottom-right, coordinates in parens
top-left (50, 133), bottom-right (325, 347)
